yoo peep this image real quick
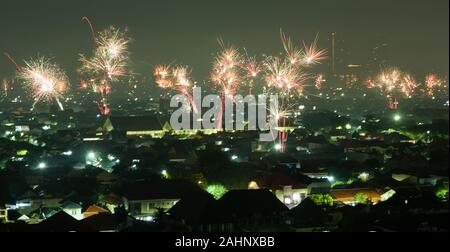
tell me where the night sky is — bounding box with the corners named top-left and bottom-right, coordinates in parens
top-left (0, 0), bottom-right (448, 83)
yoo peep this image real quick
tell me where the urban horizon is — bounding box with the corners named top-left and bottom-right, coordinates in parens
top-left (0, 0), bottom-right (448, 241)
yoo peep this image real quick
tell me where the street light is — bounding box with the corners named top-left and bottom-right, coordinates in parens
top-left (161, 170), bottom-right (170, 179)
top-left (274, 144), bottom-right (282, 151)
top-left (87, 152), bottom-right (96, 160)
top-left (38, 162), bottom-right (47, 169)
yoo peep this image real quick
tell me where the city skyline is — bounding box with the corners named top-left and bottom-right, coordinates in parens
top-left (0, 0), bottom-right (448, 236)
top-left (0, 0), bottom-right (448, 83)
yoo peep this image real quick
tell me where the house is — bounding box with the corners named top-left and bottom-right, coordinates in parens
top-left (99, 194), bottom-right (125, 214)
top-left (168, 191), bottom-right (217, 231)
top-left (301, 135), bottom-right (329, 150)
top-left (61, 201), bottom-right (83, 220)
top-left (0, 207), bottom-right (7, 223)
top-left (200, 190), bottom-right (289, 232)
top-left (375, 188), bottom-right (445, 215)
top-left (330, 188), bottom-right (391, 205)
top-left (251, 141), bottom-right (272, 153)
top-left (262, 154), bottom-right (301, 169)
top-left (25, 207), bottom-right (60, 224)
top-left (288, 198), bottom-right (328, 231)
top-left (338, 139), bottom-right (386, 154)
top-left (300, 166), bottom-right (331, 180)
top-left (257, 173), bottom-right (309, 208)
top-left (83, 205), bottom-right (109, 219)
top-left (1, 209), bottom-right (30, 223)
top-left (119, 180), bottom-right (202, 221)
top-left (10, 192), bottom-right (64, 215)
top-left (307, 181), bottom-right (332, 195)
top-left (168, 146), bottom-right (198, 164)
top-left (37, 211), bottom-right (85, 232)
top-left (327, 129), bottom-right (348, 142)
top-left (103, 115), bottom-right (168, 139)
top-left (392, 173), bottom-right (419, 184)
top-left (80, 212), bottom-right (132, 232)
top-left (387, 155), bottom-right (428, 170)
top-left (9, 210), bottom-right (30, 223)
top-left (384, 132), bottom-right (415, 144)
top-left (392, 168), bottom-right (442, 186)
top-left (96, 171), bottom-right (121, 188)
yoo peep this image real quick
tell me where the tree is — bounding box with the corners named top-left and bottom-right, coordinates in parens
top-left (206, 184), bottom-right (228, 200)
top-left (354, 192), bottom-right (370, 205)
top-left (436, 186), bottom-right (449, 200)
top-left (309, 194), bottom-right (334, 207)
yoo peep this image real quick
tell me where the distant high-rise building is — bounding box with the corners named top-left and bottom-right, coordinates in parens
top-left (332, 32), bottom-right (336, 75)
top-left (329, 32), bottom-right (351, 76)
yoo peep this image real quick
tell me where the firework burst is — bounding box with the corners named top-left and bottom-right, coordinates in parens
top-left (264, 57), bottom-right (308, 93)
top-left (241, 56), bottom-right (262, 95)
top-left (315, 74), bottom-right (325, 90)
top-left (281, 31), bottom-right (327, 67)
top-left (154, 64), bottom-right (193, 92)
top-left (17, 56), bottom-right (68, 111)
top-left (263, 32), bottom-right (326, 152)
top-left (211, 40), bottom-right (245, 96)
top-left (243, 57), bottom-right (262, 79)
top-left (368, 68), bottom-right (418, 97)
top-left (79, 18), bottom-right (132, 115)
top-left (401, 74), bottom-right (418, 97)
top-left (154, 65), bottom-right (173, 89)
top-left (425, 73), bottom-right (447, 97)
top-left (263, 56), bottom-right (307, 152)
top-left (154, 64), bottom-right (198, 113)
top-left (303, 35), bottom-right (327, 66)
top-left (210, 40), bottom-right (249, 128)
top-left (79, 26), bottom-right (131, 81)
top-left (281, 31), bottom-right (304, 66)
top-left (367, 68), bottom-right (419, 109)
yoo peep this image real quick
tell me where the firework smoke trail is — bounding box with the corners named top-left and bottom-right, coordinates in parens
top-left (4, 52), bottom-right (23, 72)
top-left (79, 19), bottom-right (132, 116)
top-left (82, 16), bottom-right (97, 43)
top-left (18, 56), bottom-right (68, 111)
top-left (154, 64), bottom-right (199, 114)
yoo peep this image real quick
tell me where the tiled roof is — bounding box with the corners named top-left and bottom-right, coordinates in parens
top-left (108, 115), bottom-right (164, 132)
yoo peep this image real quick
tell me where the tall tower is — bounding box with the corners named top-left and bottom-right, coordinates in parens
top-left (331, 32), bottom-right (336, 75)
